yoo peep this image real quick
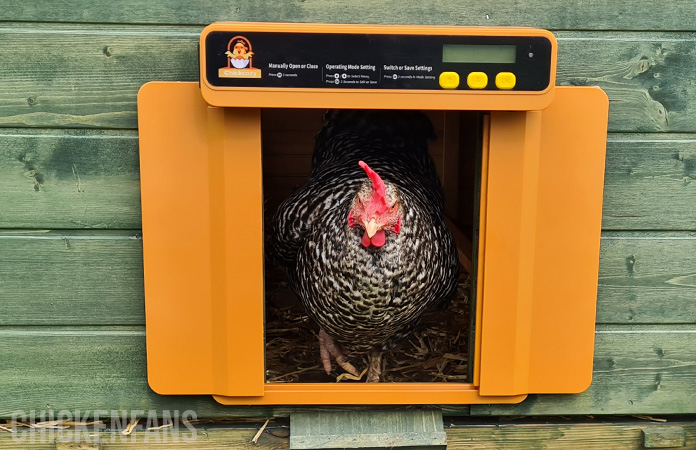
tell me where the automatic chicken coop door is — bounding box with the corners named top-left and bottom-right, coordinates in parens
top-left (138, 22), bottom-right (608, 405)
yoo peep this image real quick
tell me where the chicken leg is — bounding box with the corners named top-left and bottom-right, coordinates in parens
top-left (366, 350), bottom-right (383, 382)
top-left (318, 329), bottom-right (359, 377)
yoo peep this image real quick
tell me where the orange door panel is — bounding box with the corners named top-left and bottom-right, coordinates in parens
top-left (477, 87), bottom-right (608, 396)
top-left (139, 82), bottom-right (265, 397)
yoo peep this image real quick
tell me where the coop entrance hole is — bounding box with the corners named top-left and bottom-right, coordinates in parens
top-left (261, 109), bottom-right (483, 384)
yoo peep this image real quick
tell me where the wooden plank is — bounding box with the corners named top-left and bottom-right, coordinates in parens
top-left (0, 424), bottom-right (289, 449)
top-left (3, 231), bottom-right (695, 326)
top-left (3, 422), bottom-right (696, 450)
top-left (602, 134), bottom-right (696, 230)
top-left (56, 442), bottom-right (100, 450)
top-left (290, 410), bottom-right (446, 449)
top-left (1, 25), bottom-right (696, 132)
top-left (643, 426), bottom-right (688, 448)
top-left (1, 0), bottom-right (695, 31)
top-left (0, 325), bottom-right (694, 417)
top-left (0, 25), bottom-right (200, 129)
top-left (0, 231), bottom-right (144, 325)
top-left (597, 233), bottom-right (696, 324)
top-left (446, 422), bottom-right (696, 450)
top-left (556, 33), bottom-right (696, 133)
top-left (470, 325), bottom-right (696, 416)
top-left (0, 129), bottom-right (141, 229)
top-left (0, 327), bottom-right (276, 419)
top-left (2, 421), bottom-right (695, 450)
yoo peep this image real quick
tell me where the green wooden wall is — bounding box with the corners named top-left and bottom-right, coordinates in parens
top-left (1, 1), bottom-right (696, 419)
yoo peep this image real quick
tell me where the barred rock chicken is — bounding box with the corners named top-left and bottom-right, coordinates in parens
top-left (271, 110), bottom-right (459, 382)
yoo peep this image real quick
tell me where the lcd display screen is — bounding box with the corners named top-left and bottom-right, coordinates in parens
top-left (442, 44), bottom-right (516, 63)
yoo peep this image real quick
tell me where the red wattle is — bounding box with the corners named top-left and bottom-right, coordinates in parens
top-left (392, 216), bottom-right (401, 234)
top-left (347, 210), bottom-right (356, 227)
top-left (361, 230), bottom-right (386, 247)
top-left (370, 230), bottom-right (386, 247)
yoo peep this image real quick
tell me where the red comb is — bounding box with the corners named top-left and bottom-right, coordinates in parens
top-left (358, 161), bottom-right (386, 199)
top-left (358, 161), bottom-right (389, 214)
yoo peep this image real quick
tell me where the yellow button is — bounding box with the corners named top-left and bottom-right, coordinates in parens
top-left (496, 72), bottom-right (517, 89)
top-left (467, 72), bottom-right (488, 89)
top-left (439, 72), bottom-right (460, 89)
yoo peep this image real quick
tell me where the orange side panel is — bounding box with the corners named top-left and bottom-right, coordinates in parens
top-left (138, 82), bottom-right (265, 397)
top-left (478, 86), bottom-right (608, 396)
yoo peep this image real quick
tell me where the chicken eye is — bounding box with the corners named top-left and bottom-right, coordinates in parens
top-left (390, 202), bottom-right (398, 212)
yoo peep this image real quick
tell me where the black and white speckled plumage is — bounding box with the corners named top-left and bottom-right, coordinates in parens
top-left (271, 110), bottom-right (459, 354)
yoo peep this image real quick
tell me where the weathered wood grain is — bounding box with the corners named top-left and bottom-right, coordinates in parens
top-left (2, 130), bottom-right (696, 231)
top-left (0, 129), bottom-right (141, 229)
top-left (290, 409), bottom-right (446, 449)
top-left (597, 233), bottom-right (696, 324)
top-left (2, 421), bottom-right (695, 450)
top-left (0, 422), bottom-right (290, 449)
top-left (0, 326), bottom-right (693, 418)
top-left (1, 0), bottom-right (696, 31)
top-left (1, 26), bottom-right (695, 132)
top-left (0, 231), bottom-right (144, 325)
top-left (445, 422), bottom-right (696, 450)
top-left (0, 25), bottom-right (200, 129)
top-left (556, 34), bottom-right (696, 132)
top-left (0, 327), bottom-right (273, 418)
top-left (643, 426), bottom-right (688, 448)
top-left (602, 134), bottom-right (696, 230)
top-left (471, 325), bottom-right (696, 416)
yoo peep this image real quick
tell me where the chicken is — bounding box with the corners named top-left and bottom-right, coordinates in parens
top-left (225, 40), bottom-right (253, 60)
top-left (271, 109), bottom-right (459, 382)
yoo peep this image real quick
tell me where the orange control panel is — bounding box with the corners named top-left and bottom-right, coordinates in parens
top-left (199, 23), bottom-right (558, 111)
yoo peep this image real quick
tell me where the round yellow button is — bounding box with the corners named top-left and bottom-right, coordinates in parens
top-left (439, 72), bottom-right (460, 89)
top-left (467, 72), bottom-right (488, 90)
top-left (495, 72), bottom-right (517, 90)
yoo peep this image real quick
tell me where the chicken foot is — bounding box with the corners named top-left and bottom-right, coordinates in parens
top-left (366, 350), bottom-right (383, 382)
top-left (318, 329), bottom-right (359, 377)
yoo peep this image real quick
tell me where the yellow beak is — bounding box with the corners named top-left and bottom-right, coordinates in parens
top-left (364, 218), bottom-right (380, 238)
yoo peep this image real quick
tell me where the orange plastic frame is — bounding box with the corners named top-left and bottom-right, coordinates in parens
top-left (138, 23), bottom-right (608, 405)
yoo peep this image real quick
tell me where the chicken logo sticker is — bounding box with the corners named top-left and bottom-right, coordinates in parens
top-left (218, 36), bottom-right (262, 79)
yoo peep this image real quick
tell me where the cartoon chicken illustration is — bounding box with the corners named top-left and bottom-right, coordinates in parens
top-left (225, 39), bottom-right (254, 69)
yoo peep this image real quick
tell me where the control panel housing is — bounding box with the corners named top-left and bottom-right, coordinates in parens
top-left (199, 23), bottom-right (558, 111)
